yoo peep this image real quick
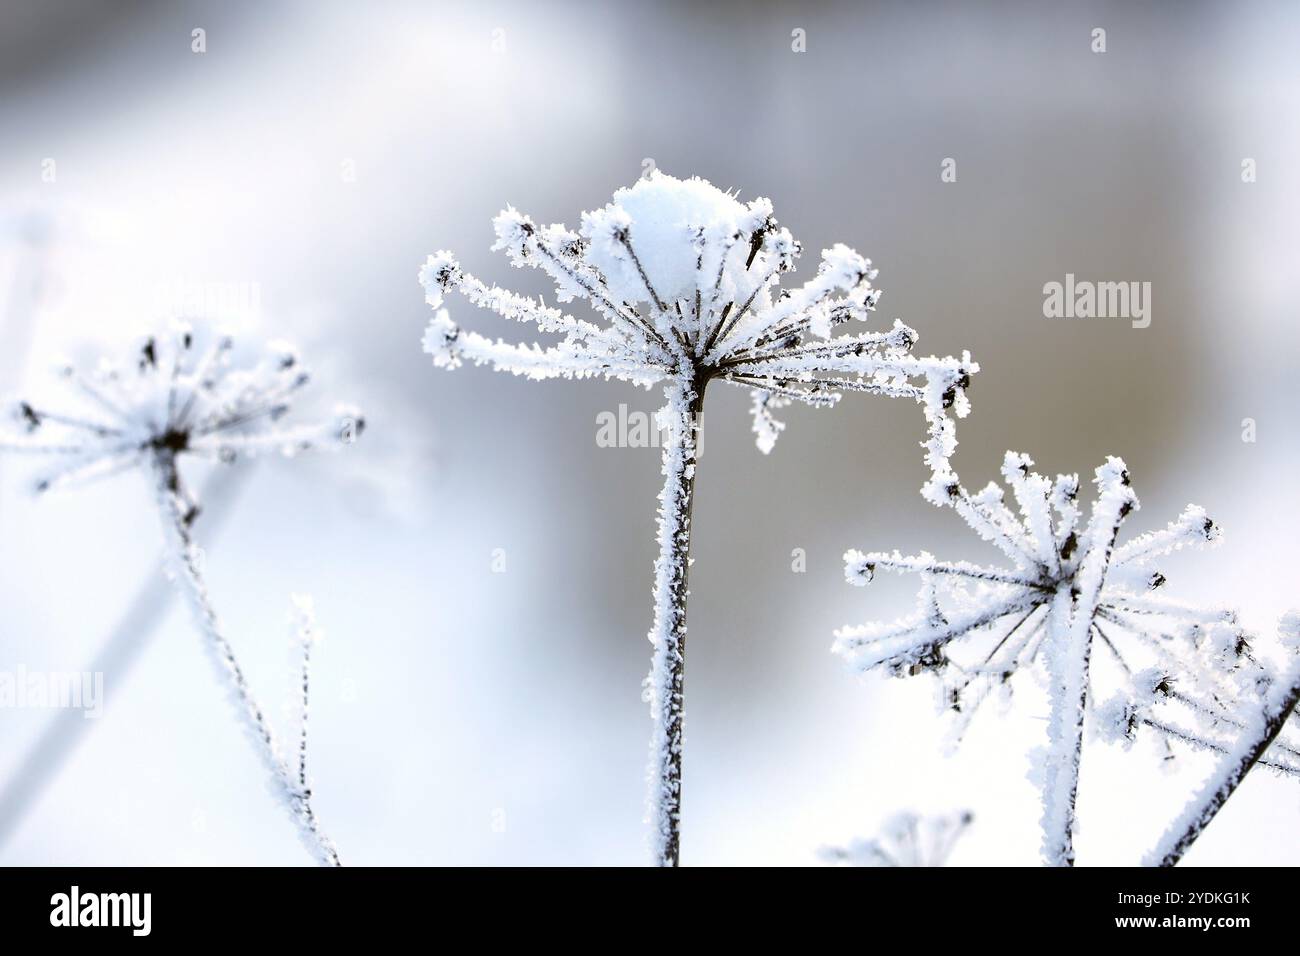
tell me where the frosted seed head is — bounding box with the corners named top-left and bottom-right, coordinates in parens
top-left (491, 206), bottom-right (536, 266)
top-left (418, 251), bottom-right (461, 308)
top-left (843, 549), bottom-right (875, 586)
top-left (1001, 451), bottom-right (1034, 482)
top-left (1096, 455), bottom-right (1130, 488)
top-left (820, 244), bottom-right (871, 291)
top-left (1132, 667), bottom-right (1173, 703)
top-left (10, 400), bottom-right (42, 432)
top-left (889, 319), bottom-right (918, 350)
top-left (541, 223), bottom-right (584, 261)
top-left (421, 309), bottom-right (461, 368)
top-left (1093, 695), bottom-right (1139, 747)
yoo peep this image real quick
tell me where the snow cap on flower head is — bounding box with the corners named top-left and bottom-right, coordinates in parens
top-left (419, 170), bottom-right (975, 470)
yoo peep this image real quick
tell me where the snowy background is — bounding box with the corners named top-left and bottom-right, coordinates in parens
top-left (0, 0), bottom-right (1297, 865)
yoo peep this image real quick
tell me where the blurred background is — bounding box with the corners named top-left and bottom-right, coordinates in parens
top-left (0, 0), bottom-right (1296, 865)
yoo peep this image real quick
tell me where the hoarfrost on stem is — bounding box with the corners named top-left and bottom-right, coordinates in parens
top-left (419, 171), bottom-right (976, 865)
top-left (0, 323), bottom-right (361, 865)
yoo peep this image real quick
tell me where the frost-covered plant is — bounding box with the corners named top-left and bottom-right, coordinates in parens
top-left (1143, 613), bottom-right (1300, 866)
top-left (834, 451), bottom-right (1299, 866)
top-left (819, 809), bottom-right (973, 867)
top-left (1094, 622), bottom-right (1300, 789)
top-left (419, 171), bottom-right (976, 866)
top-left (0, 324), bottom-right (362, 865)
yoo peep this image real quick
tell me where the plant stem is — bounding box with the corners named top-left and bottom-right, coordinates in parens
top-left (1145, 660), bottom-right (1300, 867)
top-left (152, 455), bottom-right (342, 866)
top-left (646, 374), bottom-right (705, 867)
top-left (1040, 491), bottom-right (1131, 867)
top-left (1040, 589), bottom-right (1090, 866)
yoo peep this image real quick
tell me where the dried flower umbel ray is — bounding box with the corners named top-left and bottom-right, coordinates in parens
top-left (0, 324), bottom-right (363, 866)
top-left (835, 451), bottom-right (1300, 866)
top-left (420, 171), bottom-right (976, 866)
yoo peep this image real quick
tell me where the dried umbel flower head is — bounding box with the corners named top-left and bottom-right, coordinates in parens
top-left (834, 451), bottom-right (1294, 866)
top-left (420, 170), bottom-right (976, 866)
top-left (3, 322), bottom-right (363, 513)
top-left (420, 171), bottom-right (974, 462)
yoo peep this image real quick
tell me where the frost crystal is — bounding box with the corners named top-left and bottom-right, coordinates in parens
top-left (420, 171), bottom-right (976, 866)
top-left (835, 451), bottom-right (1298, 865)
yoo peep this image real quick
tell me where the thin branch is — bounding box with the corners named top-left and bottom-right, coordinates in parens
top-left (1142, 716), bottom-right (1300, 779)
top-left (155, 455), bottom-right (342, 867)
top-left (1145, 661), bottom-right (1300, 866)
